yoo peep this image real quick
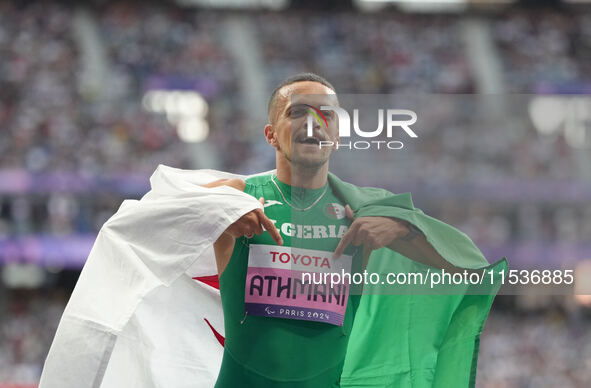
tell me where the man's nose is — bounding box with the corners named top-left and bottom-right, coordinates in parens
top-left (306, 115), bottom-right (321, 134)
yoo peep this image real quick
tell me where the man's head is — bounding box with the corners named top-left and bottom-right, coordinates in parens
top-left (267, 73), bottom-right (336, 124)
top-left (265, 73), bottom-right (340, 170)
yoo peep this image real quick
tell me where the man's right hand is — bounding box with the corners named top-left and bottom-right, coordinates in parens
top-left (224, 198), bottom-right (283, 244)
top-left (204, 178), bottom-right (283, 276)
top-left (202, 178), bottom-right (282, 244)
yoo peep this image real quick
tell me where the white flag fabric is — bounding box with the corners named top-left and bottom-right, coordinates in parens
top-left (40, 165), bottom-right (267, 388)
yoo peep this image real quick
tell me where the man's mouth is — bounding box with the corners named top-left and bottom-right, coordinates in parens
top-left (298, 136), bottom-right (320, 145)
top-left (295, 134), bottom-right (325, 145)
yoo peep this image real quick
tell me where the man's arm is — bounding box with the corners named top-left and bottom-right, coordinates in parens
top-left (333, 205), bottom-right (459, 271)
top-left (202, 179), bottom-right (282, 276)
top-left (386, 229), bottom-right (458, 271)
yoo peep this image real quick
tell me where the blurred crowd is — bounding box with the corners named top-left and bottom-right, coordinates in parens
top-left (0, 1), bottom-right (81, 174)
top-left (0, 1), bottom-right (242, 178)
top-left (434, 201), bottom-right (591, 247)
top-left (255, 12), bottom-right (475, 94)
top-left (0, 289), bottom-right (66, 385)
top-left (493, 11), bottom-right (591, 93)
top-left (1, 2), bottom-right (589, 178)
top-left (97, 2), bottom-right (253, 173)
top-left (0, 193), bottom-right (121, 237)
top-left (411, 111), bottom-right (582, 183)
top-left (477, 309), bottom-right (591, 388)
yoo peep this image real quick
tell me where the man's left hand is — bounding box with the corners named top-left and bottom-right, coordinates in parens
top-left (333, 204), bottom-right (410, 259)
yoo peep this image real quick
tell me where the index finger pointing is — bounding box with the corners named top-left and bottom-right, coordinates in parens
top-left (345, 204), bottom-right (354, 221)
top-left (333, 227), bottom-right (355, 259)
top-left (255, 209), bottom-right (283, 245)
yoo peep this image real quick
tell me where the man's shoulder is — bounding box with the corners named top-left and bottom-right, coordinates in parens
top-left (327, 172), bottom-right (394, 208)
top-left (244, 172), bottom-right (274, 187)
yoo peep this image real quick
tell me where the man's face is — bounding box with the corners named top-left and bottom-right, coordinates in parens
top-left (266, 81), bottom-right (339, 169)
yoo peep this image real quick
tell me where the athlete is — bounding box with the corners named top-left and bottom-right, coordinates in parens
top-left (38, 72), bottom-right (501, 388)
top-left (207, 73), bottom-right (457, 387)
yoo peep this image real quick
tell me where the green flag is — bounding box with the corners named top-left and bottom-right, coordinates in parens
top-left (327, 173), bottom-right (508, 387)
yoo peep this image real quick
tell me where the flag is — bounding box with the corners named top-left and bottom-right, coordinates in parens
top-left (40, 165), bottom-right (506, 388)
top-left (329, 175), bottom-right (507, 387)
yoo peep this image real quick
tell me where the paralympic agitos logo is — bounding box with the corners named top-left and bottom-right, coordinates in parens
top-left (305, 105), bottom-right (418, 150)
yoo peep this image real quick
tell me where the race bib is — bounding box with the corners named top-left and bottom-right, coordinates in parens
top-left (244, 244), bottom-right (352, 326)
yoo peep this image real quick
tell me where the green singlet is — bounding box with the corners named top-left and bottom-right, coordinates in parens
top-left (214, 174), bottom-right (361, 387)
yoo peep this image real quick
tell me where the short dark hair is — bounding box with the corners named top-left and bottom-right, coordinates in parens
top-left (267, 72), bottom-right (336, 122)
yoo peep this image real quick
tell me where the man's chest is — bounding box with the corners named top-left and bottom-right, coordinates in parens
top-left (241, 183), bottom-right (356, 326)
top-left (245, 183), bottom-right (352, 251)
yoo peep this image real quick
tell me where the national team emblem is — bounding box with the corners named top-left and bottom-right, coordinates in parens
top-left (323, 203), bottom-right (346, 220)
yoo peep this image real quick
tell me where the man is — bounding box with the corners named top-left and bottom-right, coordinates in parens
top-left (40, 73), bottom-right (505, 388)
top-left (206, 73), bottom-right (492, 387)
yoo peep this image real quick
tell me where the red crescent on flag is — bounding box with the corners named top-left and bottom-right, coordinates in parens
top-left (193, 275), bottom-right (225, 346)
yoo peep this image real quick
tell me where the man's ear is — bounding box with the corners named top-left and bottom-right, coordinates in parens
top-left (264, 124), bottom-right (278, 148)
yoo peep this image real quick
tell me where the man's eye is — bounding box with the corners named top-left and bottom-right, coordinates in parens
top-left (290, 108), bottom-right (307, 118)
top-left (322, 111), bottom-right (333, 119)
